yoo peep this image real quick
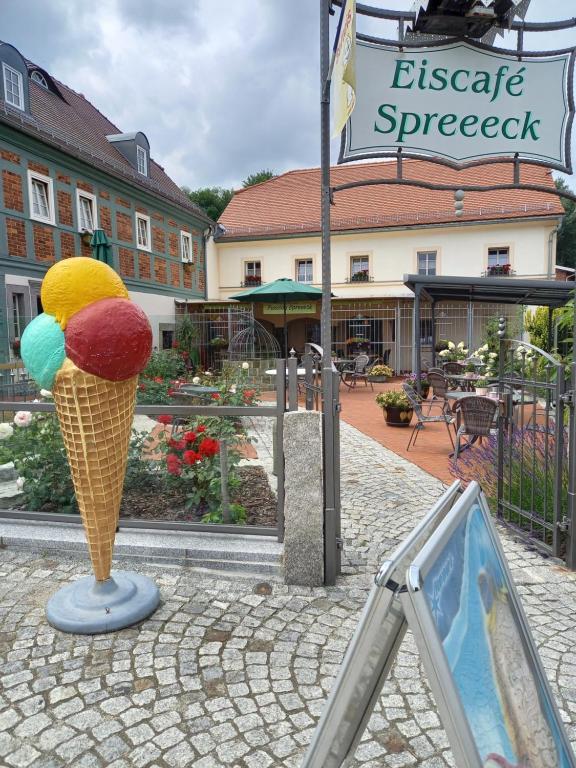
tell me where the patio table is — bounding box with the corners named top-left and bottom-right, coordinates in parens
top-left (446, 374), bottom-right (497, 392)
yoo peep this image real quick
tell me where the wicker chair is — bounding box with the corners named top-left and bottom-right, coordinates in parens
top-left (443, 361), bottom-right (465, 375)
top-left (453, 395), bottom-right (499, 461)
top-left (402, 383), bottom-right (455, 451)
top-left (341, 354), bottom-right (373, 389)
top-left (427, 371), bottom-right (450, 414)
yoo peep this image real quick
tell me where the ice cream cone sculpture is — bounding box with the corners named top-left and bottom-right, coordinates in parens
top-left (21, 257), bottom-right (152, 582)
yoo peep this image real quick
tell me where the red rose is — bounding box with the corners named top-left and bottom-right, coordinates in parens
top-left (153, 377), bottom-right (163, 384)
top-left (157, 415), bottom-right (173, 425)
top-left (168, 438), bottom-right (186, 450)
top-left (183, 450), bottom-right (202, 465)
top-left (138, 383), bottom-right (146, 391)
top-left (184, 431), bottom-right (197, 444)
top-left (211, 393), bottom-right (220, 401)
top-left (166, 453), bottom-right (182, 476)
top-left (198, 437), bottom-right (220, 457)
top-left (197, 425), bottom-right (206, 433)
top-left (172, 341), bottom-right (179, 349)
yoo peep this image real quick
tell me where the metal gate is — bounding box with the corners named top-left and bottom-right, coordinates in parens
top-left (496, 329), bottom-right (571, 562)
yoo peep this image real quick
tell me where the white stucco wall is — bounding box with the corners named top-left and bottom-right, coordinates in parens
top-left (212, 218), bottom-right (560, 300)
top-left (128, 290), bottom-right (178, 349)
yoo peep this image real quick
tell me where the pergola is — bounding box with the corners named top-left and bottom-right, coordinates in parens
top-left (403, 274), bottom-right (574, 384)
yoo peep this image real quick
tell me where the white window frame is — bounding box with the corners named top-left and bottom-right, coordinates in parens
top-left (244, 261), bottom-right (261, 278)
top-left (76, 189), bottom-right (98, 233)
top-left (27, 170), bottom-right (55, 225)
top-left (2, 63), bottom-right (24, 111)
top-left (135, 212), bottom-right (151, 251)
top-left (296, 258), bottom-right (313, 284)
top-left (417, 250), bottom-right (437, 276)
top-left (350, 255), bottom-right (369, 276)
top-left (487, 247), bottom-right (510, 267)
top-left (181, 231), bottom-right (193, 263)
top-left (136, 146), bottom-right (148, 176)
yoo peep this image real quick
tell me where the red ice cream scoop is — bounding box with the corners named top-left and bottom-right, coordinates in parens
top-left (65, 297), bottom-right (152, 381)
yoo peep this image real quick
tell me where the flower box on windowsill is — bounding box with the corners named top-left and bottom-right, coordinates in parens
top-left (242, 276), bottom-right (262, 287)
top-left (483, 264), bottom-right (515, 277)
top-left (347, 270), bottom-right (372, 283)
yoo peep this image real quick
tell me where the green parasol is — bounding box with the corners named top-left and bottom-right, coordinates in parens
top-left (230, 277), bottom-right (325, 358)
top-left (90, 229), bottom-right (111, 265)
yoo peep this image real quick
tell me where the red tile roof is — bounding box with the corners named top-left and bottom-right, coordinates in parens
top-left (0, 46), bottom-right (211, 222)
top-left (218, 159), bottom-right (564, 239)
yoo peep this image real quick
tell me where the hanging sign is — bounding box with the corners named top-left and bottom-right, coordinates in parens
top-left (340, 41), bottom-right (575, 173)
top-left (262, 302), bottom-right (316, 315)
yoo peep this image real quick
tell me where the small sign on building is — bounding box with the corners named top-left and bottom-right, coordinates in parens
top-left (262, 302), bottom-right (316, 315)
top-left (340, 40), bottom-right (575, 173)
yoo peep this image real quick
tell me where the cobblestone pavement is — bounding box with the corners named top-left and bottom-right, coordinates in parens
top-left (1, 421), bottom-right (576, 767)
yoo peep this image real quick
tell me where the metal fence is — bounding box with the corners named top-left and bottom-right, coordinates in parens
top-left (496, 334), bottom-right (570, 561)
top-left (0, 364), bottom-right (292, 541)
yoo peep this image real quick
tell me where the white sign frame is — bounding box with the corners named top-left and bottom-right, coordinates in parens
top-left (339, 39), bottom-right (576, 174)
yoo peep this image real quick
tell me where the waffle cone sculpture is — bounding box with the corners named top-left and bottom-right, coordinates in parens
top-left (53, 359), bottom-right (138, 581)
top-left (21, 258), bottom-right (153, 584)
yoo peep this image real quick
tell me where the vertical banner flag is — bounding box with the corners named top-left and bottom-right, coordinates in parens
top-left (332, 0), bottom-right (356, 138)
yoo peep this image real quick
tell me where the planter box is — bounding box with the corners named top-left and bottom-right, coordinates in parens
top-left (381, 405), bottom-right (414, 427)
top-left (368, 375), bottom-right (389, 383)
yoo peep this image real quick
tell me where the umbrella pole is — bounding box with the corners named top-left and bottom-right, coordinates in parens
top-left (283, 298), bottom-right (288, 359)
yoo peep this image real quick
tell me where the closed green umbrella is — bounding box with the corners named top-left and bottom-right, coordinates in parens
top-left (230, 277), bottom-right (325, 359)
top-left (90, 229), bottom-right (111, 265)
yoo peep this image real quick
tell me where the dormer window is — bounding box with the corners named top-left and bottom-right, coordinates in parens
top-left (30, 70), bottom-right (48, 89)
top-left (137, 146), bottom-right (147, 176)
top-left (2, 63), bottom-right (23, 110)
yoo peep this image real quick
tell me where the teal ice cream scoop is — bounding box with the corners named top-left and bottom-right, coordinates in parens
top-left (21, 313), bottom-right (66, 390)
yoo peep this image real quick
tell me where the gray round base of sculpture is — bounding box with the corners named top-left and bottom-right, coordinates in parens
top-left (46, 571), bottom-right (160, 634)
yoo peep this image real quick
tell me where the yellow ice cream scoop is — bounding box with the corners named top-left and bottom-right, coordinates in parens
top-left (41, 257), bottom-right (129, 329)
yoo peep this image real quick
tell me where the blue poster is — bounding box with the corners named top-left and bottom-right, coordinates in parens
top-left (423, 502), bottom-right (572, 768)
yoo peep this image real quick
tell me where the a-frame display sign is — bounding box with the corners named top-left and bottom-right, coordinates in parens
top-left (302, 481), bottom-right (576, 768)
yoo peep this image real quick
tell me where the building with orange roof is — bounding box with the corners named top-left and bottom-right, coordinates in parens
top-left (203, 159), bottom-right (564, 371)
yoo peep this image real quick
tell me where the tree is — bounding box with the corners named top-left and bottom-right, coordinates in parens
top-left (182, 186), bottom-right (234, 222)
top-left (555, 178), bottom-right (576, 268)
top-left (242, 169), bottom-right (275, 188)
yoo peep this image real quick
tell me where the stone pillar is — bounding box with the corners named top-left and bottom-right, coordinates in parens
top-left (283, 410), bottom-right (324, 586)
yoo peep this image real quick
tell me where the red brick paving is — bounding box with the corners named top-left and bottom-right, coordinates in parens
top-left (338, 378), bottom-right (455, 485)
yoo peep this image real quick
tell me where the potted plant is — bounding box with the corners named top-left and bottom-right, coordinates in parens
top-left (405, 372), bottom-right (430, 398)
top-left (464, 362), bottom-right (476, 378)
top-left (80, 229), bottom-right (92, 246)
top-left (376, 390), bottom-right (414, 427)
top-left (367, 364), bottom-right (393, 383)
top-left (474, 378), bottom-right (489, 396)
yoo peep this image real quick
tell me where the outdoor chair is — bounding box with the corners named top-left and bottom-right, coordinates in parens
top-left (402, 383), bottom-right (455, 451)
top-left (341, 354), bottom-right (373, 389)
top-left (443, 361), bottom-right (465, 375)
top-left (453, 395), bottom-right (499, 461)
top-left (427, 371), bottom-right (451, 414)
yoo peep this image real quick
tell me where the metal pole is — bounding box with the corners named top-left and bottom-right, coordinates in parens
top-left (413, 287), bottom-right (421, 394)
top-left (496, 317), bottom-right (507, 519)
top-left (431, 300), bottom-right (437, 369)
top-left (566, 307), bottom-right (576, 569)
top-left (547, 305), bottom-right (554, 353)
top-left (320, 0), bottom-right (338, 586)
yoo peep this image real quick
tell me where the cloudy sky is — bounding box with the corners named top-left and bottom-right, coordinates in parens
top-left (2, 1), bottom-right (574, 191)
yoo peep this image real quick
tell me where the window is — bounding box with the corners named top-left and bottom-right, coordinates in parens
top-left (488, 247), bottom-right (510, 266)
top-left (2, 63), bottom-right (24, 110)
top-left (30, 71), bottom-right (48, 89)
top-left (418, 251), bottom-right (437, 276)
top-left (420, 318), bottom-right (433, 345)
top-left (136, 145), bottom-right (148, 176)
top-left (181, 231), bottom-right (193, 263)
top-left (76, 190), bottom-right (97, 232)
top-left (244, 261), bottom-right (261, 285)
top-left (296, 259), bottom-right (313, 283)
top-left (351, 256), bottom-right (369, 276)
top-left (135, 213), bottom-right (151, 251)
top-left (27, 171), bottom-right (55, 225)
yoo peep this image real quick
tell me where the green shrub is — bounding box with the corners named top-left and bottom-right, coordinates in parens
top-left (142, 350), bottom-right (186, 380)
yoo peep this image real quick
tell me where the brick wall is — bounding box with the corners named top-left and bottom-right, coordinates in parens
top-left (6, 218), bottom-right (26, 257)
top-left (119, 248), bottom-right (135, 279)
top-left (138, 252), bottom-right (151, 280)
top-left (28, 160), bottom-right (49, 176)
top-left (168, 232), bottom-right (178, 258)
top-left (60, 231), bottom-right (76, 260)
top-left (57, 190), bottom-right (73, 227)
top-left (2, 170), bottom-right (23, 212)
top-left (183, 263), bottom-right (192, 289)
top-left (152, 226), bottom-right (165, 254)
top-left (154, 257), bottom-right (167, 284)
top-left (0, 149), bottom-right (20, 164)
top-left (100, 206), bottom-right (112, 238)
top-left (170, 263), bottom-right (180, 288)
top-left (77, 181), bottom-right (93, 194)
top-left (116, 212), bottom-right (133, 242)
top-left (33, 225), bottom-right (55, 263)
